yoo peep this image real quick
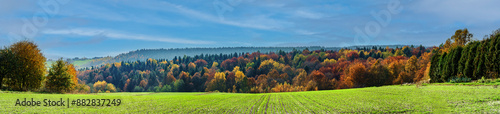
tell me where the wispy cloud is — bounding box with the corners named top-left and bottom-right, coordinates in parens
top-left (295, 10), bottom-right (324, 19)
top-left (295, 29), bottom-right (318, 35)
top-left (128, 1), bottom-right (291, 30)
top-left (42, 28), bottom-right (216, 44)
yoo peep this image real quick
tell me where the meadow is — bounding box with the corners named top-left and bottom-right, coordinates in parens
top-left (1, 85), bottom-right (499, 113)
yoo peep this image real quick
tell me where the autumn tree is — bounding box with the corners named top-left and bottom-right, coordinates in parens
top-left (292, 69), bottom-right (308, 87)
top-left (443, 28), bottom-right (473, 52)
top-left (450, 28), bottom-right (473, 46)
top-left (194, 59), bottom-right (208, 68)
top-left (233, 66), bottom-right (246, 83)
top-left (205, 72), bottom-right (226, 92)
top-left (67, 63), bottom-right (78, 89)
top-left (165, 71), bottom-right (176, 85)
top-left (346, 62), bottom-right (368, 87)
top-left (106, 83), bottom-right (117, 92)
top-left (346, 51), bottom-right (359, 61)
top-left (93, 80), bottom-right (108, 93)
top-left (405, 56), bottom-right (418, 82)
top-left (3, 41), bottom-right (46, 91)
top-left (308, 70), bottom-right (329, 90)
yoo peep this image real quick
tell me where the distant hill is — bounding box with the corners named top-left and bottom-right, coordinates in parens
top-left (50, 45), bottom-right (405, 69)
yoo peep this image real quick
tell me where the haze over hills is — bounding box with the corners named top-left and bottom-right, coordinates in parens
top-left (51, 45), bottom-right (406, 69)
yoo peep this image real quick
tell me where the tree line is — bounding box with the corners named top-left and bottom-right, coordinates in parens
top-left (429, 28), bottom-right (500, 82)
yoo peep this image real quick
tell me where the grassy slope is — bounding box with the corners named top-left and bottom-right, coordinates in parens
top-left (70, 59), bottom-right (92, 67)
top-left (1, 85), bottom-right (499, 113)
top-left (45, 59), bottom-right (92, 69)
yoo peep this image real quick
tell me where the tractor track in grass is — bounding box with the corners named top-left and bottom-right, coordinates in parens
top-left (249, 95), bottom-right (266, 114)
top-left (188, 96), bottom-right (236, 113)
top-left (264, 94), bottom-right (271, 114)
top-left (278, 95), bottom-right (289, 114)
top-left (220, 95), bottom-right (251, 113)
top-left (288, 94), bottom-right (316, 114)
top-left (300, 94), bottom-right (334, 113)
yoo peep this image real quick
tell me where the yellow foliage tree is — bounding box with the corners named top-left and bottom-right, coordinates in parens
top-left (205, 72), bottom-right (226, 92)
top-left (66, 63), bottom-right (78, 89)
top-left (106, 83), bottom-right (117, 92)
top-left (93, 80), bottom-right (107, 93)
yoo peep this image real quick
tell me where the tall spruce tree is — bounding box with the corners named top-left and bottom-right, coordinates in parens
top-left (464, 41), bottom-right (479, 79)
top-left (429, 49), bottom-right (441, 83)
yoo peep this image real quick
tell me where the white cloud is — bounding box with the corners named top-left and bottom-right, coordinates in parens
top-left (42, 28), bottom-right (215, 44)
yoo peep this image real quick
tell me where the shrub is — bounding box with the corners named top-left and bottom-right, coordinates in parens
top-left (476, 77), bottom-right (497, 83)
top-left (133, 86), bottom-right (144, 92)
top-left (161, 85), bottom-right (172, 92)
top-left (449, 77), bottom-right (471, 83)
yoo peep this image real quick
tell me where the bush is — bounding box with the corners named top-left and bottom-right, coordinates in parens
top-left (133, 86), bottom-right (144, 92)
top-left (476, 77), bottom-right (496, 83)
top-left (161, 85), bottom-right (172, 92)
top-left (449, 77), bottom-right (471, 83)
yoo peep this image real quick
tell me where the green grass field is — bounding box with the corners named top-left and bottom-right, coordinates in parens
top-left (1, 85), bottom-right (499, 113)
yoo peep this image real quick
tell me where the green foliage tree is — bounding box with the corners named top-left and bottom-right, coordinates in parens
top-left (485, 33), bottom-right (500, 78)
top-left (473, 43), bottom-right (486, 79)
top-left (45, 59), bottom-right (76, 93)
top-left (442, 46), bottom-right (462, 82)
top-left (457, 44), bottom-right (470, 76)
top-left (0, 48), bottom-right (16, 89)
top-left (463, 41), bottom-right (479, 79)
top-left (368, 60), bottom-right (391, 86)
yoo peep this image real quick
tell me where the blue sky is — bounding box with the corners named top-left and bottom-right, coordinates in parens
top-left (1, 0), bottom-right (500, 59)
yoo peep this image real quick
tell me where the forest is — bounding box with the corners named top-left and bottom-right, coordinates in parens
top-left (76, 44), bottom-right (433, 93)
top-left (1, 28), bottom-right (499, 94)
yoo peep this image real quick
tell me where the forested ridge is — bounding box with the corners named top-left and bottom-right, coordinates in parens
top-left (77, 44), bottom-right (433, 93)
top-left (60, 45), bottom-right (404, 68)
